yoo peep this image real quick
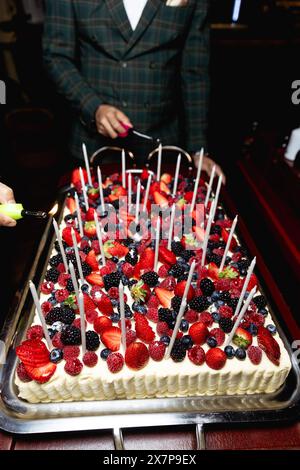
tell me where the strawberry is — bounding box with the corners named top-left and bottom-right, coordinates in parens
top-left (86, 272), bottom-right (104, 287)
top-left (207, 262), bottom-right (219, 281)
top-left (149, 341), bottom-right (166, 361)
top-left (87, 187), bottom-right (99, 201)
top-left (134, 313), bottom-right (155, 343)
top-left (188, 345), bottom-right (205, 365)
top-left (101, 326), bottom-right (121, 351)
top-left (107, 352), bottom-right (124, 373)
top-left (131, 280), bottom-right (151, 302)
top-left (153, 191), bottom-right (169, 208)
top-left (85, 207), bottom-right (96, 222)
top-left (189, 322), bottom-right (209, 345)
top-left (72, 168), bottom-right (87, 186)
top-left (158, 246), bottom-right (176, 265)
top-left (85, 250), bottom-right (99, 271)
top-left (108, 185), bottom-right (127, 202)
top-left (139, 248), bottom-right (155, 270)
top-left (91, 239), bottom-right (100, 254)
top-left (66, 196), bottom-right (76, 214)
top-left (154, 287), bottom-right (174, 309)
top-left (84, 221), bottom-right (97, 238)
top-left (246, 273), bottom-right (258, 292)
top-left (248, 345), bottom-right (263, 365)
top-left (209, 328), bottom-right (225, 346)
top-left (16, 339), bottom-right (50, 368)
top-left (232, 327), bottom-right (253, 349)
top-left (24, 362), bottom-right (57, 384)
top-left (159, 181), bottom-right (171, 195)
top-left (93, 316), bottom-right (112, 334)
top-left (161, 173), bottom-right (172, 184)
top-left (96, 293), bottom-right (114, 316)
top-left (257, 327), bottom-right (280, 366)
top-left (62, 227), bottom-right (81, 246)
top-left (160, 276), bottom-right (176, 291)
top-left (221, 227), bottom-right (237, 250)
top-left (206, 348), bottom-right (227, 370)
top-left (125, 342), bottom-right (149, 370)
top-left (174, 280), bottom-right (195, 301)
top-left (104, 240), bottom-right (129, 259)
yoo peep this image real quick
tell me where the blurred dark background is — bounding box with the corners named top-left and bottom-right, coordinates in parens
top-left (0, 0), bottom-right (299, 330)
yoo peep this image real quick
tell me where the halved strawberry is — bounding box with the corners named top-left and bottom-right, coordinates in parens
top-left (109, 185), bottom-right (127, 202)
top-left (85, 207), bottom-right (96, 222)
top-left (221, 227), bottom-right (238, 251)
top-left (83, 294), bottom-right (96, 314)
top-left (154, 287), bottom-right (174, 308)
top-left (153, 191), bottom-right (169, 208)
top-left (131, 280), bottom-right (151, 303)
top-left (158, 246), bottom-right (176, 265)
top-left (160, 181), bottom-right (171, 195)
top-left (62, 227), bottom-right (81, 246)
top-left (161, 173), bottom-right (172, 184)
top-left (101, 326), bottom-right (121, 352)
top-left (93, 316), bottom-right (112, 334)
top-left (207, 262), bottom-right (220, 281)
top-left (96, 293), bottom-right (114, 316)
top-left (66, 196), bottom-right (76, 214)
top-left (16, 339), bottom-right (50, 368)
top-left (86, 272), bottom-right (104, 286)
top-left (84, 221), bottom-right (97, 238)
top-left (85, 250), bottom-right (99, 271)
top-left (125, 342), bottom-right (149, 370)
top-left (139, 248), bottom-right (155, 270)
top-left (175, 280), bottom-right (195, 301)
top-left (104, 240), bottom-right (129, 259)
top-left (134, 313), bottom-right (155, 343)
top-left (24, 362), bottom-right (57, 384)
top-left (189, 322), bottom-right (209, 345)
top-left (257, 327), bottom-right (280, 366)
top-left (232, 327), bottom-right (252, 349)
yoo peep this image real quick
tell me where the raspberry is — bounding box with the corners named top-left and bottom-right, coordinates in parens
top-left (188, 345), bottom-right (205, 365)
top-left (52, 332), bottom-right (64, 349)
top-left (213, 248), bottom-right (225, 257)
top-left (184, 309), bottom-right (199, 323)
top-left (248, 346), bottom-right (262, 365)
top-left (158, 264), bottom-right (169, 278)
top-left (41, 281), bottom-right (54, 295)
top-left (41, 301), bottom-right (52, 316)
top-left (73, 318), bottom-right (87, 330)
top-left (90, 286), bottom-right (103, 303)
top-left (147, 295), bottom-right (160, 308)
top-left (126, 329), bottom-right (137, 346)
top-left (107, 287), bottom-right (119, 299)
top-left (215, 279), bottom-right (231, 291)
top-left (107, 352), bottom-right (124, 373)
top-left (146, 307), bottom-right (159, 323)
top-left (83, 351), bottom-right (98, 367)
top-left (57, 263), bottom-right (66, 273)
top-left (63, 346), bottom-right (80, 360)
top-left (64, 358), bottom-right (83, 376)
top-left (86, 309), bottom-right (98, 324)
top-left (243, 312), bottom-right (265, 328)
top-left (198, 311), bottom-right (213, 327)
top-left (17, 362), bottom-right (32, 382)
top-left (149, 341), bottom-right (166, 361)
top-left (26, 325), bottom-right (44, 340)
top-left (55, 289), bottom-right (69, 303)
top-left (232, 252), bottom-right (242, 262)
top-left (156, 321), bottom-right (169, 336)
top-left (160, 276), bottom-right (176, 291)
top-left (209, 328), bottom-right (225, 346)
top-left (219, 305), bottom-right (233, 318)
top-left (122, 262), bottom-right (134, 277)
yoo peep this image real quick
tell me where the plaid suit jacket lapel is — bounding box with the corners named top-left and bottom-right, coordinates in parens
top-left (105, 0), bottom-right (132, 42)
top-left (127, 0), bottom-right (161, 52)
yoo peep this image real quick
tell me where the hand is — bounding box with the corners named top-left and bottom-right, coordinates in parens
top-left (0, 182), bottom-right (17, 227)
top-left (95, 105), bottom-right (133, 139)
top-left (193, 154), bottom-right (226, 185)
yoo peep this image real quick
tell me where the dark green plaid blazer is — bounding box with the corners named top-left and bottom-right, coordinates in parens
top-left (43, 0), bottom-right (210, 160)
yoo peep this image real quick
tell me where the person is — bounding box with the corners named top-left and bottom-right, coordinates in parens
top-left (0, 182), bottom-right (16, 227)
top-left (43, 0), bottom-right (224, 180)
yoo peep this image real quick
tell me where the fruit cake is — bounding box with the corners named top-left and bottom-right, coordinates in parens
top-left (14, 168), bottom-right (291, 403)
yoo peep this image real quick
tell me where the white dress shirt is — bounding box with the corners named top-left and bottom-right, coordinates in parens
top-left (123, 0), bottom-right (148, 30)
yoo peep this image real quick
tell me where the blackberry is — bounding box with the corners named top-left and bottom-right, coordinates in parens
top-left (66, 278), bottom-right (74, 293)
top-left (45, 307), bottom-right (63, 325)
top-left (181, 250), bottom-right (195, 262)
top-left (81, 262), bottom-right (92, 277)
top-left (168, 264), bottom-right (185, 278)
top-left (171, 241), bottom-right (183, 256)
top-left (103, 271), bottom-right (122, 291)
top-left (111, 200), bottom-right (119, 210)
top-left (82, 246), bottom-right (91, 255)
top-left (103, 187), bottom-right (111, 197)
top-left (228, 297), bottom-right (239, 310)
top-left (170, 339), bottom-right (186, 362)
top-left (158, 308), bottom-right (173, 324)
top-left (200, 278), bottom-right (215, 296)
top-left (219, 317), bottom-right (234, 333)
top-left (128, 279), bottom-right (138, 288)
top-left (117, 303), bottom-right (132, 318)
top-left (86, 330), bottom-right (100, 351)
top-left (219, 290), bottom-right (231, 302)
top-left (66, 253), bottom-right (77, 265)
top-left (253, 295), bottom-right (267, 310)
top-left (207, 253), bottom-right (222, 267)
top-left (211, 225), bottom-right (221, 235)
top-left (177, 274), bottom-right (189, 282)
top-left (237, 259), bottom-right (250, 272)
top-left (45, 268), bottom-right (59, 283)
top-left (171, 295), bottom-right (184, 312)
top-left (141, 271), bottom-right (159, 287)
top-left (123, 238), bottom-right (134, 247)
top-left (189, 296), bottom-right (210, 312)
top-left (61, 325), bottom-right (81, 345)
top-left (125, 248), bottom-right (138, 266)
top-left (60, 306), bottom-right (76, 325)
top-left (49, 254), bottom-right (63, 268)
top-left (54, 240), bottom-right (67, 253)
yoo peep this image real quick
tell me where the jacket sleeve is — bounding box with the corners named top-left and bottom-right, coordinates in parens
top-left (43, 0), bottom-right (101, 127)
top-left (181, 0), bottom-right (210, 152)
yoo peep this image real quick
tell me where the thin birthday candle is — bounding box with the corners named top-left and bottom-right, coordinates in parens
top-left (82, 143), bottom-right (92, 186)
top-left (172, 153), bottom-right (181, 197)
top-left (71, 229), bottom-right (85, 283)
top-left (190, 148), bottom-right (204, 214)
top-left (52, 219), bottom-right (68, 271)
top-left (119, 282), bottom-right (127, 351)
top-left (78, 292), bottom-right (87, 355)
top-left (157, 143), bottom-right (162, 181)
top-left (74, 192), bottom-right (84, 238)
top-left (204, 165), bottom-right (216, 208)
top-left (142, 173), bottom-right (152, 212)
top-left (94, 212), bottom-right (106, 266)
top-left (210, 173), bottom-right (223, 222)
top-left (219, 216), bottom-right (238, 272)
top-left (29, 281), bottom-right (52, 349)
top-left (79, 167), bottom-right (89, 211)
top-left (154, 217), bottom-right (161, 271)
top-left (128, 173), bottom-right (132, 212)
top-left (97, 166), bottom-right (105, 216)
top-left (167, 204), bottom-right (176, 250)
top-left (135, 179), bottom-right (141, 225)
top-left (122, 149), bottom-right (126, 188)
top-left (201, 197), bottom-right (215, 266)
top-left (225, 286), bottom-right (257, 347)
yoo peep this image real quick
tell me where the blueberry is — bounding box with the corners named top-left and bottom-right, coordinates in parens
top-left (180, 319), bottom-right (189, 332)
top-left (135, 305), bottom-right (147, 314)
top-left (111, 299), bottom-right (119, 307)
top-left (125, 309), bottom-right (133, 319)
top-left (215, 300), bottom-right (224, 308)
top-left (121, 275), bottom-right (129, 286)
top-left (235, 348), bottom-right (246, 360)
top-left (50, 348), bottom-right (63, 363)
top-left (132, 301), bottom-right (141, 311)
top-left (211, 291), bottom-right (221, 302)
top-left (259, 308), bottom-right (268, 317)
top-left (111, 313), bottom-right (120, 322)
top-left (192, 273), bottom-right (198, 281)
top-left (212, 312), bottom-right (221, 322)
top-left (248, 323), bottom-right (258, 336)
top-left (240, 269), bottom-right (247, 277)
top-left (177, 258), bottom-right (186, 266)
top-left (48, 328), bottom-right (56, 339)
top-left (225, 345), bottom-right (235, 358)
top-left (100, 348), bottom-right (112, 360)
top-left (172, 311), bottom-right (178, 320)
top-left (267, 324), bottom-right (277, 335)
top-left (161, 335), bottom-right (170, 345)
top-left (181, 335), bottom-right (193, 349)
top-left (207, 337), bottom-right (217, 348)
top-left (48, 297), bottom-right (58, 306)
top-left (111, 256), bottom-right (119, 264)
top-left (81, 284), bottom-right (89, 293)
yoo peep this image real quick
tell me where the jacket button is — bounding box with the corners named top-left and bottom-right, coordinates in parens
top-left (149, 62), bottom-right (157, 69)
top-left (144, 102), bottom-right (150, 109)
top-left (122, 101), bottom-right (128, 108)
top-left (120, 61), bottom-right (128, 68)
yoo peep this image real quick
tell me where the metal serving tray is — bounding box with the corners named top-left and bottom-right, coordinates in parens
top-left (0, 190), bottom-right (300, 445)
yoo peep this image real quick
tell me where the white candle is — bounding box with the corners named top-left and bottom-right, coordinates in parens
top-left (52, 219), bottom-right (68, 272)
top-left (157, 143), bottom-right (162, 181)
top-left (219, 216), bottom-right (238, 272)
top-left (172, 153), bottom-right (181, 197)
top-left (182, 260), bottom-right (196, 299)
top-left (190, 148), bottom-right (204, 213)
top-left (122, 149), bottom-right (126, 188)
top-left (128, 173), bottom-right (132, 212)
top-left (225, 286), bottom-right (257, 347)
top-left (135, 179), bottom-right (141, 225)
top-left (82, 143), bottom-right (92, 187)
top-left (68, 262), bottom-right (79, 302)
top-left (154, 217), bottom-right (161, 271)
top-left (29, 281), bottom-right (52, 350)
top-left (78, 292), bottom-right (86, 355)
top-left (167, 204), bottom-right (176, 250)
top-left (74, 192), bottom-right (84, 238)
top-left (97, 166), bottom-right (105, 216)
top-left (142, 174), bottom-right (152, 212)
top-left (165, 298), bottom-right (187, 359)
top-left (201, 199), bottom-right (215, 266)
top-left (71, 229), bottom-right (85, 283)
top-left (119, 282), bottom-right (127, 351)
top-left (94, 212), bottom-right (106, 266)
top-left (210, 173), bottom-right (223, 222)
top-left (233, 257), bottom-right (256, 318)
top-left (204, 165), bottom-right (216, 208)
top-left (79, 167), bottom-right (89, 211)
